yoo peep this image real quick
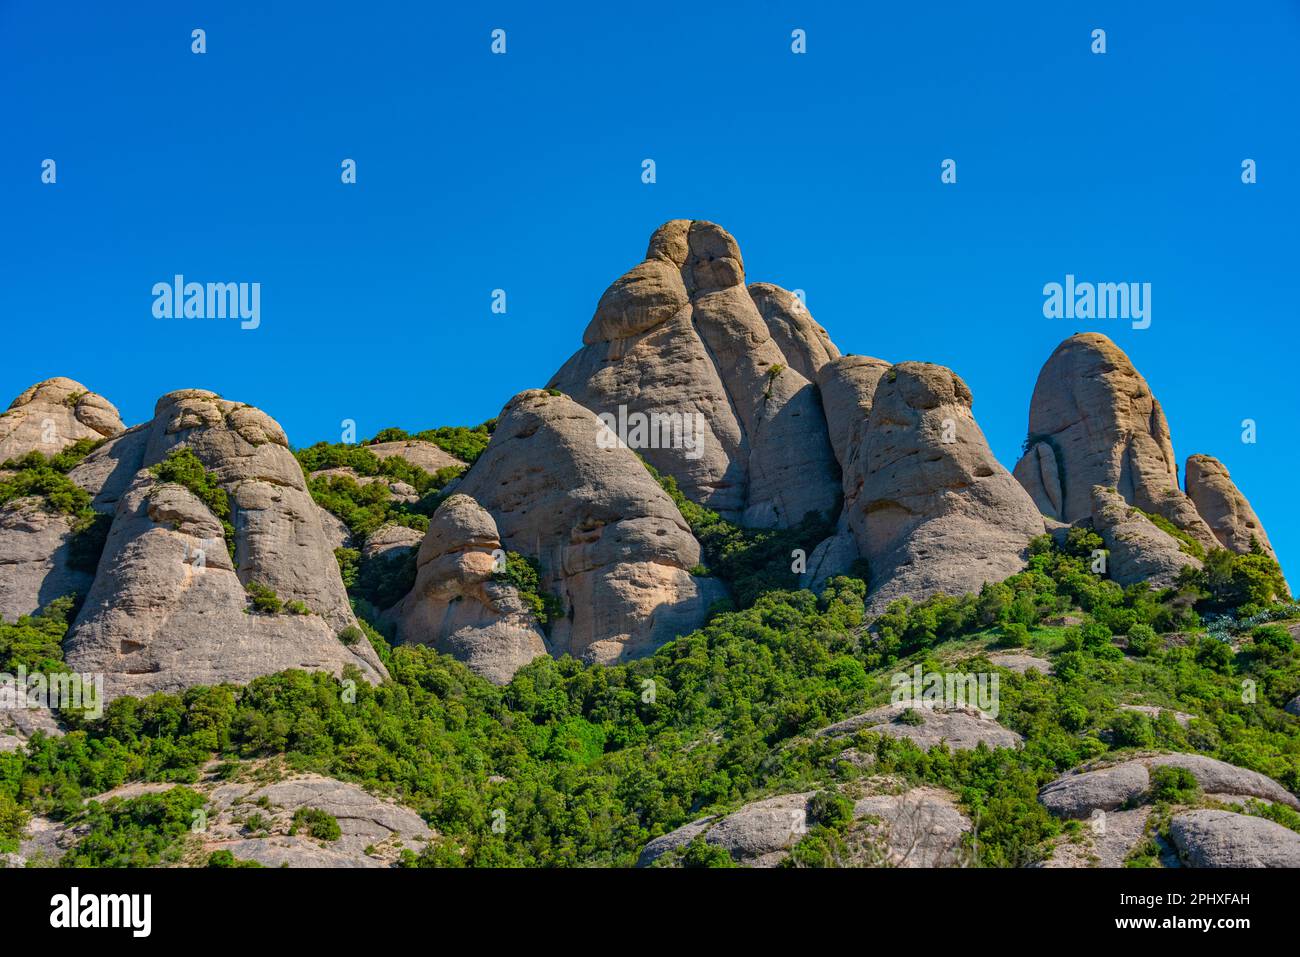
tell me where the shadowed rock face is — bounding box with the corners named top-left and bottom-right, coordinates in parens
top-left (1013, 334), bottom-right (1217, 551)
top-left (846, 362), bottom-right (1044, 611)
top-left (549, 220), bottom-right (841, 528)
top-left (1184, 454), bottom-right (1275, 559)
top-left (0, 378), bottom-right (123, 462)
top-left (394, 390), bottom-right (723, 680)
top-left (64, 390), bottom-right (385, 700)
top-left (0, 498), bottom-right (93, 623)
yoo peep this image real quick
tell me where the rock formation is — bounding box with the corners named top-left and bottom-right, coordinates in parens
top-left (816, 702), bottom-right (1024, 751)
top-left (548, 220), bottom-right (841, 528)
top-left (1169, 810), bottom-right (1300, 868)
top-left (845, 362), bottom-right (1044, 610)
top-left (1090, 485), bottom-right (1202, 588)
top-left (64, 390), bottom-right (386, 699)
top-left (1184, 454), bottom-right (1275, 559)
top-left (1014, 334), bottom-right (1217, 551)
top-left (0, 377), bottom-right (123, 461)
top-left (636, 782), bottom-right (971, 868)
top-left (394, 390), bottom-right (723, 680)
top-left (0, 498), bottom-right (94, 622)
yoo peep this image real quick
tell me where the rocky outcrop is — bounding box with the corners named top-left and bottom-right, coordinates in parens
top-left (817, 355), bottom-right (892, 475)
top-left (10, 770), bottom-right (432, 868)
top-left (845, 363), bottom-right (1044, 610)
top-left (636, 782), bottom-right (971, 868)
top-left (816, 703), bottom-right (1024, 752)
top-left (1038, 753), bottom-right (1300, 820)
top-left (361, 524), bottom-right (424, 562)
top-left (747, 283), bottom-right (840, 381)
top-left (1184, 454), bottom-right (1275, 559)
top-left (365, 439), bottom-right (465, 474)
top-left (395, 391), bottom-right (724, 679)
top-left (1169, 810), bottom-right (1300, 868)
top-left (1090, 485), bottom-right (1201, 588)
top-left (0, 378), bottom-right (123, 461)
top-left (391, 494), bottom-right (548, 684)
top-left (548, 220), bottom-right (841, 528)
top-left (66, 425), bottom-right (149, 511)
top-left (1013, 334), bottom-right (1217, 551)
top-left (0, 498), bottom-right (94, 622)
top-left (64, 390), bottom-right (385, 699)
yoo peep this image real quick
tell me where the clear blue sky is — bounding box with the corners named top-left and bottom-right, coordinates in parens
top-left (2, 1), bottom-right (1297, 576)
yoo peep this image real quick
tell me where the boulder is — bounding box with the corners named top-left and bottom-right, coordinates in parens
top-left (206, 774), bottom-right (432, 868)
top-left (816, 703), bottom-right (1024, 752)
top-left (1184, 454), bottom-right (1276, 560)
top-left (1013, 334), bottom-right (1217, 550)
top-left (391, 494), bottom-right (548, 684)
top-left (1090, 485), bottom-right (1201, 588)
top-left (636, 783), bottom-right (971, 868)
top-left (64, 390), bottom-right (386, 700)
top-left (849, 787), bottom-right (972, 867)
top-left (361, 524), bottom-right (424, 562)
top-left (548, 220), bottom-right (841, 528)
top-left (845, 363), bottom-right (1044, 611)
top-left (0, 378), bottom-right (123, 461)
top-left (1039, 762), bottom-right (1152, 819)
top-left (637, 792), bottom-right (813, 868)
top-left (394, 391), bottom-right (723, 678)
top-left (1169, 810), bottom-right (1300, 868)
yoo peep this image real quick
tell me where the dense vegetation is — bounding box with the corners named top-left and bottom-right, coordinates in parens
top-left (2, 517), bottom-right (1296, 866)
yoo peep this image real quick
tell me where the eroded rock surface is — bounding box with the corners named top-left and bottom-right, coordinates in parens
top-left (0, 378), bottom-right (123, 461)
top-left (1090, 485), bottom-right (1202, 588)
top-left (1184, 454), bottom-right (1275, 559)
top-left (1169, 810), bottom-right (1300, 868)
top-left (845, 363), bottom-right (1043, 611)
top-left (64, 390), bottom-right (385, 699)
top-left (1013, 334), bottom-right (1216, 551)
top-left (548, 220), bottom-right (841, 528)
top-left (395, 392), bottom-right (723, 679)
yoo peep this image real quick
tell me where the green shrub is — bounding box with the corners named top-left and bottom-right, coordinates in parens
top-left (245, 581), bottom-right (283, 615)
top-left (493, 552), bottom-right (564, 629)
top-left (290, 807), bottom-right (341, 841)
top-left (150, 448), bottom-right (236, 560)
top-left (1126, 623), bottom-right (1159, 657)
top-left (1148, 765), bottom-right (1200, 804)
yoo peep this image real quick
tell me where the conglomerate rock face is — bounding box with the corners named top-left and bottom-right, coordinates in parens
top-left (1184, 453), bottom-right (1275, 559)
top-left (845, 362), bottom-right (1045, 611)
top-left (63, 389), bottom-right (386, 700)
top-left (393, 390), bottom-right (723, 679)
top-left (548, 220), bottom-right (842, 529)
top-left (0, 377), bottom-right (124, 462)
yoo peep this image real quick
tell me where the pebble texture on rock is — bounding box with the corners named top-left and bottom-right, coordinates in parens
top-left (548, 220), bottom-right (841, 528)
